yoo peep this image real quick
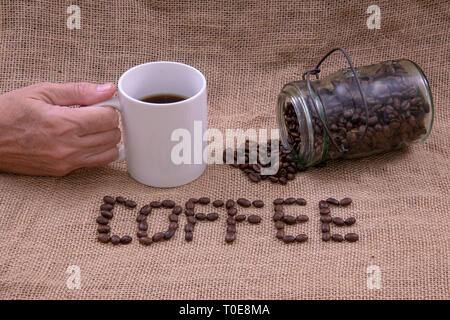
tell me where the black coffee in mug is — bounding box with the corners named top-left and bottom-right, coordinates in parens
top-left (140, 93), bottom-right (187, 104)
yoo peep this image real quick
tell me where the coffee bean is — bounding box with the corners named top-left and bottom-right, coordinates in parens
top-left (212, 200), bottom-right (224, 207)
top-left (248, 173), bottom-right (261, 183)
top-left (109, 235), bottom-right (120, 245)
top-left (139, 237), bottom-right (153, 245)
top-left (251, 163), bottom-right (261, 173)
top-left (227, 217), bottom-right (236, 225)
top-left (284, 197), bottom-right (296, 204)
top-left (138, 221), bottom-right (148, 231)
top-left (326, 198), bottom-right (340, 205)
top-left (227, 225), bottom-right (237, 233)
top-left (344, 217), bottom-right (356, 226)
top-left (120, 235), bottom-right (132, 244)
top-left (101, 210), bottom-right (113, 219)
top-left (96, 216), bottom-right (109, 225)
top-left (252, 200), bottom-right (264, 208)
top-left (283, 215), bottom-right (296, 225)
top-left (152, 232), bottom-right (165, 242)
top-left (296, 198), bottom-right (307, 205)
top-left (331, 234), bottom-right (344, 242)
top-left (322, 233), bottom-right (331, 242)
top-left (188, 198), bottom-right (199, 204)
top-left (296, 215), bottom-right (309, 223)
top-left (274, 205), bottom-right (284, 212)
top-left (319, 208), bottom-right (330, 215)
top-left (162, 200), bottom-right (175, 208)
top-left (140, 205), bottom-right (152, 215)
top-left (340, 198), bottom-right (352, 206)
top-left (168, 222), bottom-right (178, 230)
top-left (187, 216), bottom-right (196, 225)
top-left (172, 206), bottom-right (182, 215)
top-left (125, 200), bottom-right (137, 208)
top-left (344, 233), bottom-right (359, 242)
top-left (206, 212), bottom-right (219, 221)
top-left (195, 213), bottom-right (206, 220)
top-left (225, 199), bottom-right (235, 209)
top-left (137, 231), bottom-right (148, 238)
top-left (227, 207), bottom-right (237, 216)
top-left (273, 198), bottom-right (284, 205)
top-left (273, 212), bottom-right (284, 221)
top-left (225, 233), bottom-right (236, 243)
top-left (282, 235), bottom-right (295, 243)
top-left (248, 215), bottom-right (262, 224)
top-left (185, 209), bottom-right (195, 216)
top-left (275, 221), bottom-right (285, 229)
top-left (295, 234), bottom-right (308, 242)
top-left (318, 201), bottom-right (329, 209)
top-left (235, 215), bottom-right (246, 222)
top-left (320, 216), bottom-right (332, 223)
top-left (150, 201), bottom-right (162, 208)
top-left (237, 198), bottom-right (251, 207)
top-left (97, 234), bottom-right (110, 243)
top-left (321, 224), bottom-right (330, 233)
top-left (136, 214), bottom-right (146, 223)
top-left (276, 230), bottom-right (285, 239)
top-left (185, 232), bottom-right (193, 241)
top-left (97, 225), bottom-right (111, 233)
top-left (185, 201), bottom-right (195, 210)
top-left (100, 203), bottom-right (113, 211)
top-left (168, 214), bottom-right (178, 223)
top-left (115, 196), bottom-right (126, 204)
top-left (332, 217), bottom-right (345, 226)
top-left (164, 229), bottom-right (175, 240)
top-left (198, 197), bottom-right (210, 205)
top-left (185, 223), bottom-right (194, 233)
top-left (103, 196), bottom-right (115, 205)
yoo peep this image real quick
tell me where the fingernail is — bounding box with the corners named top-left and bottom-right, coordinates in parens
top-left (97, 83), bottom-right (114, 92)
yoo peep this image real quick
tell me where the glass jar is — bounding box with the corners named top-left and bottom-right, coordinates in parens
top-left (276, 59), bottom-right (434, 167)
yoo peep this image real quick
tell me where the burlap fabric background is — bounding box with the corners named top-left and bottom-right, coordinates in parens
top-left (0, 0), bottom-right (448, 300)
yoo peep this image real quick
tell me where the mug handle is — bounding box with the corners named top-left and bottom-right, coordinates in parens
top-left (88, 97), bottom-right (126, 161)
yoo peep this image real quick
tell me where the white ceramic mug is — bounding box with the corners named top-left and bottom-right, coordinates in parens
top-left (91, 61), bottom-right (207, 187)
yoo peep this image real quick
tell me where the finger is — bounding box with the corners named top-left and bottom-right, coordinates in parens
top-left (76, 128), bottom-right (121, 148)
top-left (32, 82), bottom-right (116, 106)
top-left (81, 147), bottom-right (120, 167)
top-left (60, 105), bottom-right (120, 136)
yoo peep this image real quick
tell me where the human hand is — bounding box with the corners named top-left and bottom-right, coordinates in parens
top-left (0, 82), bottom-right (121, 176)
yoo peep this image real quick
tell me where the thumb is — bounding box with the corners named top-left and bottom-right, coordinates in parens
top-left (32, 82), bottom-right (116, 106)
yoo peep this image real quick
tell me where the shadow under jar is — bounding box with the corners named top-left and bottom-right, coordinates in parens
top-left (276, 59), bottom-right (434, 167)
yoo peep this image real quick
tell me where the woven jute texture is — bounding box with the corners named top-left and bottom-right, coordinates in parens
top-left (0, 0), bottom-right (448, 300)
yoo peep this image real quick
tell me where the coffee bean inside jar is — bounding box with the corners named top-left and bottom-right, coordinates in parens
top-left (277, 58), bottom-right (434, 167)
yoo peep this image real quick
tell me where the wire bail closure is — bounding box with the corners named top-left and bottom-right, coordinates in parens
top-left (301, 47), bottom-right (370, 154)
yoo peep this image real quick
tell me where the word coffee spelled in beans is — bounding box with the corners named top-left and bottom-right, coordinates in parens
top-left (95, 196), bottom-right (359, 245)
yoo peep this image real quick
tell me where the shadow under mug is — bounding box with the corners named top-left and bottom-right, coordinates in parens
top-left (90, 61), bottom-right (207, 188)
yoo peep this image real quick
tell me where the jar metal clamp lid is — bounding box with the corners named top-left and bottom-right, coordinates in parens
top-left (301, 47), bottom-right (370, 155)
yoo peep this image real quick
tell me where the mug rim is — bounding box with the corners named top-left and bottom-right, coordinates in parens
top-left (117, 61), bottom-right (207, 107)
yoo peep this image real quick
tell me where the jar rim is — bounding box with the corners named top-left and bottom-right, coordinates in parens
top-left (276, 82), bottom-right (327, 167)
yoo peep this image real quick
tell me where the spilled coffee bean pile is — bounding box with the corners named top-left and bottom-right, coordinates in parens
top-left (283, 61), bottom-right (431, 161)
top-left (96, 196), bottom-right (359, 245)
top-left (224, 140), bottom-right (312, 185)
